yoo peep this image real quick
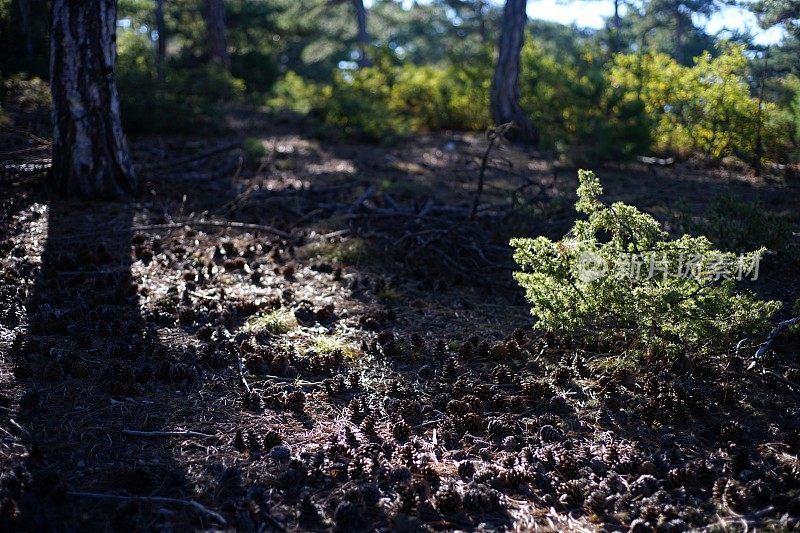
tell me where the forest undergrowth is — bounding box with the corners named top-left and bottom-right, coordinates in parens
top-left (1, 119), bottom-right (799, 531)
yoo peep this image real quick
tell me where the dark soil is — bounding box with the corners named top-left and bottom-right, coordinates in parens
top-left (1, 118), bottom-right (800, 532)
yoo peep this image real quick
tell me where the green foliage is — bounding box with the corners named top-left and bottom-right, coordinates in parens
top-left (321, 67), bottom-right (407, 142)
top-left (1, 0), bottom-right (798, 163)
top-left (520, 40), bottom-right (651, 162)
top-left (511, 170), bottom-right (780, 358)
top-left (2, 74), bottom-right (50, 110)
top-left (117, 30), bottom-right (245, 133)
top-left (242, 137), bottom-right (267, 166)
top-left (390, 60), bottom-right (492, 132)
top-left (270, 59), bottom-right (491, 142)
top-left (0, 73), bottom-right (50, 130)
top-left (267, 71), bottom-right (323, 114)
top-left (610, 44), bottom-right (792, 164)
top-left (310, 334), bottom-right (358, 359)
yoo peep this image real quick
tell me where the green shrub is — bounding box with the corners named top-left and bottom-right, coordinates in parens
top-left (267, 71), bottom-right (323, 114)
top-left (2, 73), bottom-right (51, 111)
top-left (520, 41), bottom-right (651, 162)
top-left (388, 63), bottom-right (491, 132)
top-left (389, 65), bottom-right (449, 132)
top-left (0, 73), bottom-right (50, 131)
top-left (510, 170), bottom-right (780, 358)
top-left (269, 61), bottom-right (491, 141)
top-left (321, 67), bottom-right (408, 143)
top-left (440, 60), bottom-right (493, 131)
top-left (116, 30), bottom-right (245, 134)
top-left (242, 137), bottom-right (267, 166)
top-left (610, 44), bottom-right (791, 165)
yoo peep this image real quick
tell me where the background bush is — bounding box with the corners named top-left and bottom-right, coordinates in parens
top-left (117, 29), bottom-right (245, 134)
top-left (610, 45), bottom-right (794, 164)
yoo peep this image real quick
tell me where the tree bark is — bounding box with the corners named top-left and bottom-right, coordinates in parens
top-left (18, 0), bottom-right (34, 58)
top-left (351, 0), bottom-right (371, 68)
top-left (155, 0), bottom-right (167, 80)
top-left (611, 0), bottom-right (622, 53)
top-left (674, 10), bottom-right (686, 65)
top-left (490, 0), bottom-right (538, 144)
top-left (476, 0), bottom-right (488, 43)
top-left (203, 0), bottom-right (230, 70)
top-left (49, 0), bottom-right (137, 199)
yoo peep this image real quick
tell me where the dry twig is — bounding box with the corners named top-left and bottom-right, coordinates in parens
top-left (67, 491), bottom-right (227, 525)
top-left (122, 429), bottom-right (215, 439)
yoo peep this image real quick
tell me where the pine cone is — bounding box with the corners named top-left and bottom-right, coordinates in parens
top-left (233, 429), bottom-right (246, 450)
top-left (360, 415), bottom-right (376, 436)
top-left (391, 420), bottom-right (411, 441)
top-left (492, 364), bottom-right (512, 384)
top-left (261, 430), bottom-right (281, 451)
top-left (722, 479), bottom-right (748, 512)
top-left (458, 461), bottom-right (476, 479)
top-left (434, 485), bottom-right (462, 515)
top-left (712, 477), bottom-right (728, 502)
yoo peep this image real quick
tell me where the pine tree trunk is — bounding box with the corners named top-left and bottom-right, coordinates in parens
top-left (18, 0), bottom-right (34, 58)
top-left (611, 0), bottom-right (621, 53)
top-left (351, 0), bottom-right (371, 68)
top-left (155, 0), bottom-right (167, 80)
top-left (203, 0), bottom-right (230, 70)
top-left (490, 0), bottom-right (538, 144)
top-left (674, 11), bottom-right (686, 65)
top-left (49, 0), bottom-right (137, 199)
top-left (477, 0), bottom-right (488, 43)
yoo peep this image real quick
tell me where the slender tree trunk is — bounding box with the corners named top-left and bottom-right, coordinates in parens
top-left (49, 0), bottom-right (137, 199)
top-left (490, 0), bottom-right (537, 143)
top-left (753, 54), bottom-right (768, 176)
top-left (203, 0), bottom-right (230, 70)
top-left (351, 0), bottom-right (371, 68)
top-left (675, 11), bottom-right (686, 65)
top-left (18, 0), bottom-right (34, 58)
top-left (155, 0), bottom-right (167, 81)
top-left (611, 0), bottom-right (621, 53)
top-left (476, 0), bottom-right (488, 43)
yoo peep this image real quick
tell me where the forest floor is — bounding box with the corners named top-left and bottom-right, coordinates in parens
top-left (1, 113), bottom-right (800, 532)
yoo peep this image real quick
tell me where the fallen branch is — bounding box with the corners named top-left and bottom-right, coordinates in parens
top-left (0, 144), bottom-right (50, 158)
top-left (412, 418), bottom-right (444, 430)
top-left (417, 198), bottom-right (434, 218)
top-left (257, 374), bottom-right (324, 387)
top-left (636, 155), bottom-right (675, 166)
top-left (139, 142), bottom-right (240, 172)
top-left (122, 429), bottom-right (215, 439)
top-left (752, 315), bottom-right (800, 364)
top-left (349, 185), bottom-right (376, 213)
top-left (67, 491), bottom-right (227, 525)
top-left (133, 220), bottom-right (290, 239)
top-left (235, 348), bottom-right (253, 395)
top-left (471, 122), bottom-right (514, 219)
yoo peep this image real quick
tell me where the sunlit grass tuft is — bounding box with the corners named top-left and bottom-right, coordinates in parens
top-left (310, 334), bottom-right (359, 360)
top-left (244, 308), bottom-right (298, 335)
top-left (301, 237), bottom-right (371, 265)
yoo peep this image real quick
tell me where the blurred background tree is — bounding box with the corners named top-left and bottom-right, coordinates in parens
top-left (3, 0), bottom-right (800, 169)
